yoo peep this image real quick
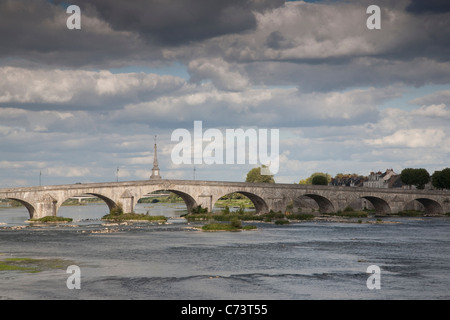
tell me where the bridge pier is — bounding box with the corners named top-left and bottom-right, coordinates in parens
top-left (265, 197), bottom-right (286, 213)
top-left (34, 194), bottom-right (57, 219)
top-left (197, 195), bottom-right (213, 212)
top-left (119, 190), bottom-right (135, 213)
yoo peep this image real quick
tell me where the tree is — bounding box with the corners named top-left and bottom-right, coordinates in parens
top-left (400, 168), bottom-right (430, 189)
top-left (414, 168), bottom-right (430, 189)
top-left (298, 172), bottom-right (331, 185)
top-left (441, 168), bottom-right (450, 189)
top-left (432, 171), bottom-right (444, 189)
top-left (432, 168), bottom-right (450, 190)
top-left (245, 165), bottom-right (275, 183)
top-left (400, 168), bottom-right (414, 188)
top-left (312, 175), bottom-right (328, 185)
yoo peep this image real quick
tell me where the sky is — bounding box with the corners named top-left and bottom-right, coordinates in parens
top-left (0, 0), bottom-right (449, 187)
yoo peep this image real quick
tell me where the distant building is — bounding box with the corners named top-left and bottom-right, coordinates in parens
top-left (331, 174), bottom-right (367, 187)
top-left (363, 169), bottom-right (402, 188)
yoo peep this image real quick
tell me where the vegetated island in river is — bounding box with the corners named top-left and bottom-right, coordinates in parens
top-left (101, 202), bottom-right (167, 223)
top-left (21, 200), bottom-right (450, 230)
top-left (185, 203), bottom-right (450, 230)
top-left (27, 216), bottom-right (73, 223)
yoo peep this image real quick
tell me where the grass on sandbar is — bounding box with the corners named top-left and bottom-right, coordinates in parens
top-left (0, 257), bottom-right (75, 273)
top-left (102, 212), bottom-right (167, 222)
top-left (28, 216), bottom-right (73, 223)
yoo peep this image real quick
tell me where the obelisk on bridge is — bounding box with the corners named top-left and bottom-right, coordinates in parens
top-left (150, 135), bottom-right (162, 180)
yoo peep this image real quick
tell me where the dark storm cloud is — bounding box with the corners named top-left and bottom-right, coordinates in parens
top-left (55, 0), bottom-right (285, 46)
top-left (406, 0), bottom-right (450, 14)
top-left (0, 0), bottom-right (163, 68)
top-left (0, 0), bottom-right (285, 67)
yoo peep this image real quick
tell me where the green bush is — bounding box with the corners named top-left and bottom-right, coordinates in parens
top-left (262, 211), bottom-right (285, 220)
top-left (191, 205), bottom-right (208, 214)
top-left (185, 213), bottom-right (212, 221)
top-left (288, 213), bottom-right (314, 220)
top-left (29, 216), bottom-right (73, 223)
top-left (110, 202), bottom-right (124, 216)
top-left (201, 221), bottom-right (256, 231)
top-left (230, 218), bottom-right (242, 229)
top-left (311, 175), bottom-right (328, 185)
top-left (201, 223), bottom-right (236, 231)
top-left (102, 213), bottom-right (167, 222)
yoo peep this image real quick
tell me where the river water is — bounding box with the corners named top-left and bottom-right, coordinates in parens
top-left (0, 203), bottom-right (449, 300)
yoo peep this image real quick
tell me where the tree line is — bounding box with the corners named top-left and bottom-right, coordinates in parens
top-left (401, 167), bottom-right (450, 190)
top-left (245, 165), bottom-right (450, 190)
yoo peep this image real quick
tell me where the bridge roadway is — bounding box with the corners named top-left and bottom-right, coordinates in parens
top-left (0, 179), bottom-right (449, 219)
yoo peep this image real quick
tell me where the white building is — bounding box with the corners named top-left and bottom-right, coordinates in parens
top-left (363, 169), bottom-right (400, 188)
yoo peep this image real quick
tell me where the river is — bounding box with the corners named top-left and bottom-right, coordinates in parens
top-left (0, 202), bottom-right (449, 300)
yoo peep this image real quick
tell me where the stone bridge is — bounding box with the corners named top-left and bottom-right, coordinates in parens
top-left (0, 179), bottom-right (449, 219)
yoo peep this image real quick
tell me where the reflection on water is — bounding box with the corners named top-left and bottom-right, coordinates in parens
top-left (0, 205), bottom-right (30, 225)
top-left (0, 203), bottom-right (449, 300)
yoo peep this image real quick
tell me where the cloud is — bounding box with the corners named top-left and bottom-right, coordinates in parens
top-left (114, 85), bottom-right (388, 129)
top-left (1, 0), bottom-right (449, 91)
top-left (366, 128), bottom-right (446, 148)
top-left (188, 58), bottom-right (250, 91)
top-left (410, 90), bottom-right (450, 106)
top-left (46, 166), bottom-right (93, 178)
top-left (0, 0), bottom-right (156, 68)
top-left (0, 67), bottom-right (186, 110)
top-left (1, 0), bottom-right (450, 187)
top-left (54, 0), bottom-right (284, 46)
top-left (411, 104), bottom-right (450, 118)
top-left (171, 1), bottom-right (450, 91)
top-left (406, 0), bottom-right (450, 14)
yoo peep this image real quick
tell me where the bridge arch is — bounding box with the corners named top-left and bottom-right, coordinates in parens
top-left (3, 198), bottom-right (36, 219)
top-left (58, 193), bottom-right (117, 214)
top-left (360, 196), bottom-right (391, 215)
top-left (134, 189), bottom-right (198, 214)
top-left (213, 191), bottom-right (269, 214)
top-left (303, 194), bottom-right (335, 213)
top-left (405, 198), bottom-right (443, 215)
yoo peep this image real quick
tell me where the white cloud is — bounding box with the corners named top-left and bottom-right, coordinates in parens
top-left (366, 128), bottom-right (446, 148)
top-left (117, 85), bottom-right (385, 128)
top-left (411, 104), bottom-right (450, 118)
top-left (0, 67), bottom-right (185, 108)
top-left (46, 167), bottom-right (93, 178)
top-left (188, 58), bottom-right (250, 91)
top-left (410, 90), bottom-right (450, 106)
